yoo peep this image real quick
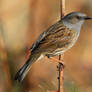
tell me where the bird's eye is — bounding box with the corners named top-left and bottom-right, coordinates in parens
top-left (76, 16), bottom-right (80, 19)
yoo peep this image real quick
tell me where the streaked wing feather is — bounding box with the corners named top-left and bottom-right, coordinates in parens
top-left (30, 31), bottom-right (46, 51)
top-left (31, 20), bottom-right (64, 51)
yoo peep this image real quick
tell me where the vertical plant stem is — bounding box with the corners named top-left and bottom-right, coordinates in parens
top-left (58, 54), bottom-right (64, 92)
top-left (60, 0), bottom-right (65, 18)
top-left (58, 0), bottom-right (65, 92)
top-left (52, 0), bottom-right (65, 92)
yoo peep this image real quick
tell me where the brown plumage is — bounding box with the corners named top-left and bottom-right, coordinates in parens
top-left (14, 12), bottom-right (92, 82)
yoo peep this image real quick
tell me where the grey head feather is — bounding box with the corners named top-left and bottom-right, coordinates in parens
top-left (62, 12), bottom-right (87, 19)
top-left (62, 12), bottom-right (87, 32)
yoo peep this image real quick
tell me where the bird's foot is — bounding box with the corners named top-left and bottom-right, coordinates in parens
top-left (50, 57), bottom-right (63, 63)
top-left (49, 57), bottom-right (65, 70)
top-left (57, 62), bottom-right (64, 71)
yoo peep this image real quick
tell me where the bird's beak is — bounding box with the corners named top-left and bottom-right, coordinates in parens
top-left (85, 16), bottom-right (92, 20)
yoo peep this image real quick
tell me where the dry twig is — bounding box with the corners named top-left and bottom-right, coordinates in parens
top-left (52, 0), bottom-right (65, 92)
top-left (57, 0), bottom-right (65, 92)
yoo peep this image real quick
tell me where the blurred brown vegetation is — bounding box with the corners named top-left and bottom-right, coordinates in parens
top-left (0, 0), bottom-right (92, 92)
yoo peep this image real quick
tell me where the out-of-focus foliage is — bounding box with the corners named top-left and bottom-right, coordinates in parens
top-left (0, 0), bottom-right (92, 92)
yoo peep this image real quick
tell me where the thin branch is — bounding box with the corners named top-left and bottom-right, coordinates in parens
top-left (51, 0), bottom-right (65, 92)
top-left (58, 0), bottom-right (65, 92)
top-left (58, 54), bottom-right (64, 92)
top-left (52, 1), bottom-right (65, 92)
top-left (60, 0), bottom-right (65, 19)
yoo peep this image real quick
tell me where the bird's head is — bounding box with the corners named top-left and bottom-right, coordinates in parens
top-left (63, 12), bottom-right (92, 24)
top-left (62, 12), bottom-right (92, 31)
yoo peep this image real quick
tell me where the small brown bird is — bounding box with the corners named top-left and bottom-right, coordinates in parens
top-left (14, 12), bottom-right (92, 82)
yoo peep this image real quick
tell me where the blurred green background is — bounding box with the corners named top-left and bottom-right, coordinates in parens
top-left (0, 0), bottom-right (92, 92)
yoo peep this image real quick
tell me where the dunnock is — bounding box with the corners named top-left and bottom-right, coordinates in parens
top-left (15, 12), bottom-right (92, 82)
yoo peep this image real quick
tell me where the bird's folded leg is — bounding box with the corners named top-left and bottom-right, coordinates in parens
top-left (50, 57), bottom-right (62, 63)
top-left (49, 56), bottom-right (64, 69)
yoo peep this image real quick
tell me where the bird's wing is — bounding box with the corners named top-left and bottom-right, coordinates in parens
top-left (30, 20), bottom-right (62, 51)
top-left (30, 30), bottom-right (46, 51)
top-left (30, 20), bottom-right (71, 52)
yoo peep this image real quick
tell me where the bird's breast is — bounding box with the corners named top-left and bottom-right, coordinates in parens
top-left (52, 29), bottom-right (80, 55)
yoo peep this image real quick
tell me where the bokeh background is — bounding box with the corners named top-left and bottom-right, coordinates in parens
top-left (0, 0), bottom-right (92, 92)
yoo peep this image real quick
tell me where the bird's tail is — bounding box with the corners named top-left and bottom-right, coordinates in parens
top-left (14, 53), bottom-right (40, 82)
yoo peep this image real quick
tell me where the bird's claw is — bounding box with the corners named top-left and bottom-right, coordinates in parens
top-left (57, 62), bottom-right (64, 71)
